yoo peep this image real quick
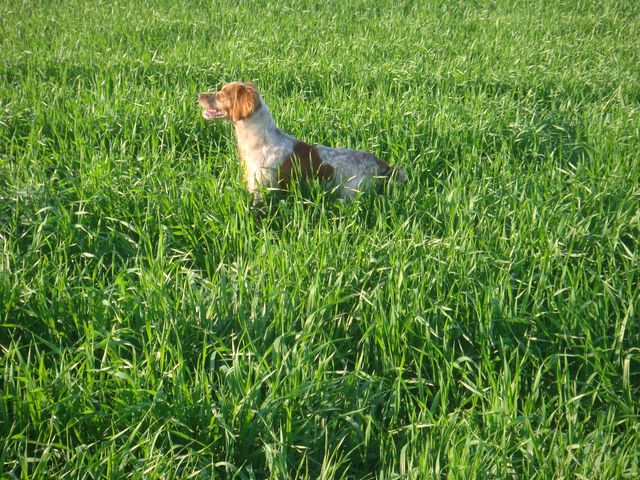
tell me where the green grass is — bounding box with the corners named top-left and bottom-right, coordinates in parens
top-left (1, 0), bottom-right (639, 477)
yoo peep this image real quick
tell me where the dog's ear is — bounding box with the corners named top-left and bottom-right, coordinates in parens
top-left (230, 83), bottom-right (260, 122)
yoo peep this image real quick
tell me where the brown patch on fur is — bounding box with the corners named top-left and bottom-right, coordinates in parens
top-left (277, 142), bottom-right (335, 190)
top-left (221, 82), bottom-right (261, 122)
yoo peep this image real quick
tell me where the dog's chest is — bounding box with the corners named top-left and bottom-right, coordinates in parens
top-left (236, 129), bottom-right (294, 188)
top-left (242, 145), bottom-right (278, 185)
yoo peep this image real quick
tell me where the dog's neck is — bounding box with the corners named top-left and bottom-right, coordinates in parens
top-left (233, 99), bottom-right (281, 149)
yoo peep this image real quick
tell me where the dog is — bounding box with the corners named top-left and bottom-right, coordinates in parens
top-left (198, 81), bottom-right (407, 201)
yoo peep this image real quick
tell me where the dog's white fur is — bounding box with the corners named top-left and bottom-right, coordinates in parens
top-left (198, 82), bottom-right (407, 200)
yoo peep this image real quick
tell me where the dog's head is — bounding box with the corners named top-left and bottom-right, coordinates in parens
top-left (198, 81), bottom-right (261, 123)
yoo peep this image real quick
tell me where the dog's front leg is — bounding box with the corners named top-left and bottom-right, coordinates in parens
top-left (251, 191), bottom-right (264, 206)
top-left (244, 172), bottom-right (264, 205)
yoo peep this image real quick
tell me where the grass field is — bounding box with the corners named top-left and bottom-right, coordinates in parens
top-left (1, 0), bottom-right (640, 478)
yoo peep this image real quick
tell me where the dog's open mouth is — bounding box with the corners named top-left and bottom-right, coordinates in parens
top-left (203, 108), bottom-right (226, 120)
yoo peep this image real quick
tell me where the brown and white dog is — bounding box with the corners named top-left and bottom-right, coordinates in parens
top-left (198, 81), bottom-right (407, 200)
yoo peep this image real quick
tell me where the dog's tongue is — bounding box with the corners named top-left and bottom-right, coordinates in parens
top-left (203, 108), bottom-right (225, 119)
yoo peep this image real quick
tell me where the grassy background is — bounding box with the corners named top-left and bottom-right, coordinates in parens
top-left (1, 0), bottom-right (639, 478)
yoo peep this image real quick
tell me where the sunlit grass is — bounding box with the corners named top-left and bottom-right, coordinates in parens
top-left (1, 0), bottom-right (639, 478)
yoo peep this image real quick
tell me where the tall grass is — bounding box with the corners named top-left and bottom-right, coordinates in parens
top-left (1, 0), bottom-right (639, 478)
